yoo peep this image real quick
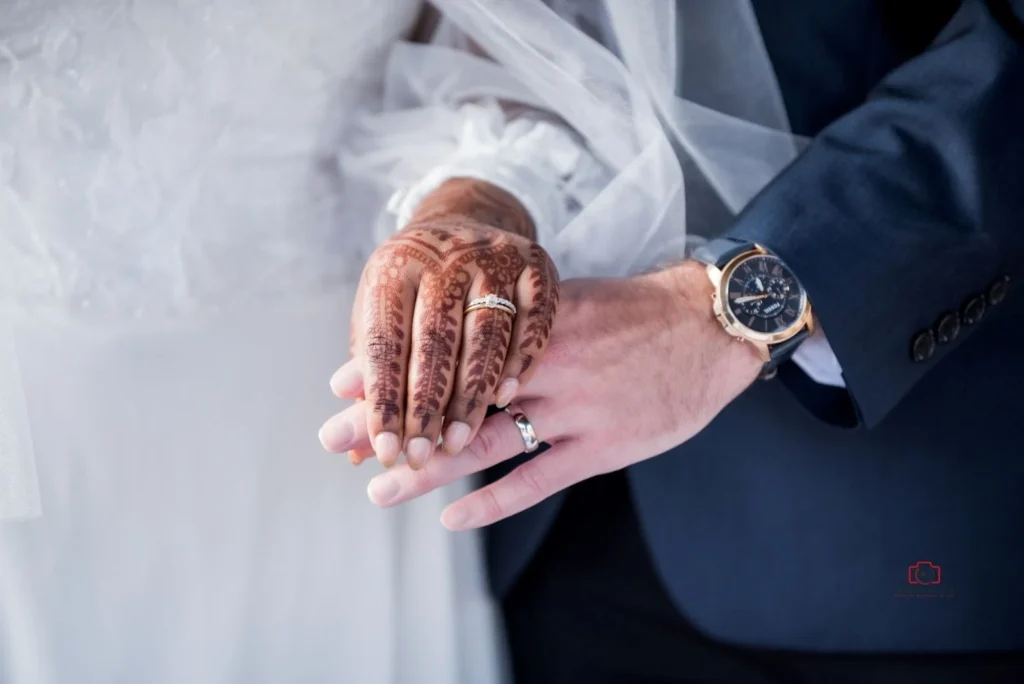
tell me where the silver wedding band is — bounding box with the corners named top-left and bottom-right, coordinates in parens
top-left (465, 294), bottom-right (517, 316)
top-left (505, 405), bottom-right (540, 453)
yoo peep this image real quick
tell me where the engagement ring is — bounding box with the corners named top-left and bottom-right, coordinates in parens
top-left (465, 294), bottom-right (517, 316)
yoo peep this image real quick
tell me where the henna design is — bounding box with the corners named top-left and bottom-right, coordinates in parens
top-left (462, 308), bottom-right (513, 413)
top-left (407, 271), bottom-right (465, 432)
top-left (364, 254), bottom-right (410, 427)
top-left (474, 242), bottom-right (527, 285)
top-left (361, 178), bottom-right (553, 433)
top-left (410, 178), bottom-right (537, 241)
top-left (457, 243), bottom-right (525, 411)
top-left (518, 244), bottom-right (560, 373)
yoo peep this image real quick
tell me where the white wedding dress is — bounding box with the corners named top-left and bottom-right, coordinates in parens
top-left (0, 1), bottom-right (506, 682)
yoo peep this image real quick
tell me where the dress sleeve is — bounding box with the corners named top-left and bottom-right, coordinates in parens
top-left (385, 100), bottom-right (612, 273)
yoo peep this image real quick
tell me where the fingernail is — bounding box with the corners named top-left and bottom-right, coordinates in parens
top-left (441, 505), bottom-right (473, 531)
top-left (319, 419), bottom-right (354, 452)
top-left (495, 378), bottom-right (519, 408)
top-left (406, 437), bottom-right (432, 469)
top-left (443, 421), bottom-right (471, 455)
top-left (330, 359), bottom-right (361, 396)
top-left (368, 475), bottom-right (401, 506)
top-left (374, 432), bottom-right (401, 466)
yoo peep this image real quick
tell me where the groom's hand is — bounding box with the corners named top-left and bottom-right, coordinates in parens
top-left (356, 261), bottom-right (763, 529)
top-left (332, 179), bottom-right (559, 470)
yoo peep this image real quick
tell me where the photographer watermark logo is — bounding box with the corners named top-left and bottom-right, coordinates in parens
top-left (894, 560), bottom-right (955, 599)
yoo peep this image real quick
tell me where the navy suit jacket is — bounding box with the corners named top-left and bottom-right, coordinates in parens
top-left (486, 0), bottom-right (1024, 653)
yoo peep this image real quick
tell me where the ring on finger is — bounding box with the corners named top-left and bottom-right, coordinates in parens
top-left (505, 405), bottom-right (540, 453)
top-left (465, 294), bottom-right (517, 316)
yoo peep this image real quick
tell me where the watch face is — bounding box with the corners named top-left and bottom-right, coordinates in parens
top-left (724, 254), bottom-right (807, 336)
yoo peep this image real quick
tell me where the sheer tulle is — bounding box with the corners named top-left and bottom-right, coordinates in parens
top-left (343, 0), bottom-right (802, 279)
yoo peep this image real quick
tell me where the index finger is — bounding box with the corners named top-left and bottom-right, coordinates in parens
top-left (440, 440), bottom-right (589, 530)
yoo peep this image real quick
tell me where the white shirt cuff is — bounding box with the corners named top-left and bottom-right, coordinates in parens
top-left (792, 332), bottom-right (846, 388)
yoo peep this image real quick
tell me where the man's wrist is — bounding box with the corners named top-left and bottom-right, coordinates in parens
top-left (409, 178), bottom-right (537, 241)
top-left (657, 260), bottom-right (763, 388)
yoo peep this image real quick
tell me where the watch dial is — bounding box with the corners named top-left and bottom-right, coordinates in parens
top-left (725, 255), bottom-right (806, 335)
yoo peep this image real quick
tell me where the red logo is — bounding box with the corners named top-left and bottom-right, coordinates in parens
top-left (907, 561), bottom-right (942, 585)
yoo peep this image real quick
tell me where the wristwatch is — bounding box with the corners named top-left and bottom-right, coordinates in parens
top-left (691, 238), bottom-right (814, 379)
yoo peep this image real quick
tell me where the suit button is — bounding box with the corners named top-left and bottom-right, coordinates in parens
top-left (935, 312), bottom-right (961, 344)
top-left (988, 275), bottom-right (1010, 306)
top-left (911, 329), bottom-right (936, 362)
top-left (962, 295), bottom-right (986, 325)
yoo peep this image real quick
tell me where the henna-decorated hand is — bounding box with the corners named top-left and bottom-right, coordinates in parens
top-left (321, 178), bottom-right (559, 470)
top-left (321, 261), bottom-right (764, 528)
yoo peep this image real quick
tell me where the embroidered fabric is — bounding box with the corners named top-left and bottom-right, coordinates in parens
top-left (0, 0), bottom-right (416, 323)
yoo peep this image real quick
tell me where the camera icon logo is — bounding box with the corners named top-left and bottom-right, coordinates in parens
top-left (907, 561), bottom-right (942, 586)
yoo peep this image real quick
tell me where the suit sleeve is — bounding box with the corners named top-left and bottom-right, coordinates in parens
top-left (724, 0), bottom-right (1024, 428)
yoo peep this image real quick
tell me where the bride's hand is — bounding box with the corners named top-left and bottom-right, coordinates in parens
top-left (327, 179), bottom-right (559, 469)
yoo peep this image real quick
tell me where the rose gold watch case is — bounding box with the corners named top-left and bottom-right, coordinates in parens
top-left (705, 245), bottom-right (815, 362)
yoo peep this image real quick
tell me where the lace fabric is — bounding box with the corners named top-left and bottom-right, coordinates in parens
top-left (0, 0), bottom-right (420, 322)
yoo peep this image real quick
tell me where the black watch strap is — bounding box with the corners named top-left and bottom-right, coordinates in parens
top-left (690, 237), bottom-right (754, 269)
top-left (762, 328), bottom-right (809, 378)
top-left (692, 237), bottom-right (808, 379)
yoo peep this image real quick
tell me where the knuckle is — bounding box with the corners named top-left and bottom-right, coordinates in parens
top-left (417, 326), bottom-right (456, 362)
top-left (409, 467), bottom-right (437, 494)
top-left (469, 315), bottom-right (510, 351)
top-left (515, 462), bottom-right (549, 499)
top-left (468, 426), bottom-right (496, 464)
top-left (364, 330), bottom-right (402, 367)
top-left (479, 487), bottom-right (505, 521)
top-left (503, 351), bottom-right (530, 377)
top-left (408, 403), bottom-right (441, 432)
top-left (445, 392), bottom-right (470, 417)
top-left (448, 391), bottom-right (484, 418)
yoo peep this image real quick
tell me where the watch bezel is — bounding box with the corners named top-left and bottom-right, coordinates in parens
top-left (708, 246), bottom-right (814, 346)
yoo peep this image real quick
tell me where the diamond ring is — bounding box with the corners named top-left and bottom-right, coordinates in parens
top-left (464, 294), bottom-right (517, 316)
